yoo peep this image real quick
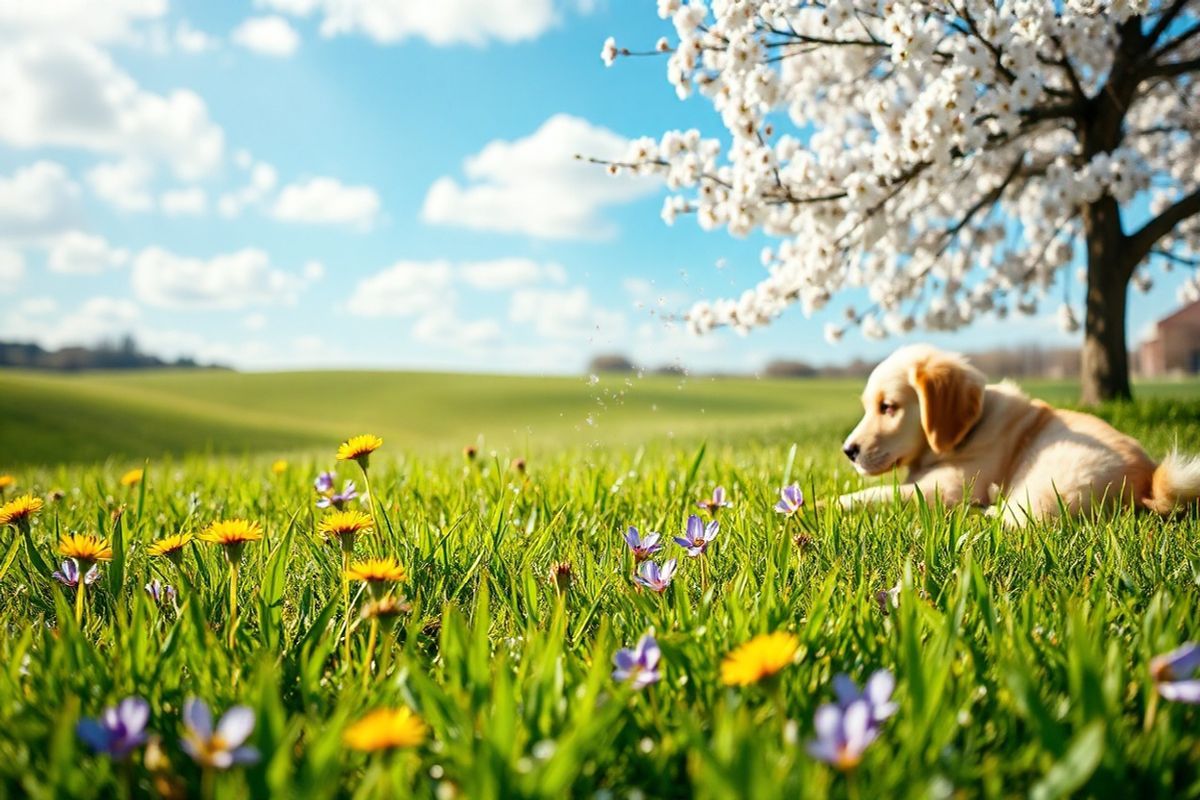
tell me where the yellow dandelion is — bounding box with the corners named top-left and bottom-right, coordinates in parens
top-left (58, 533), bottom-right (113, 565)
top-left (0, 474), bottom-right (14, 492)
top-left (199, 519), bottom-right (264, 547)
top-left (345, 556), bottom-right (406, 584)
top-left (0, 494), bottom-right (43, 528)
top-left (720, 632), bottom-right (800, 687)
top-left (120, 468), bottom-right (144, 487)
top-left (342, 708), bottom-right (427, 752)
top-left (336, 434), bottom-right (383, 467)
top-left (271, 459), bottom-right (288, 475)
top-left (319, 509), bottom-right (373, 539)
top-left (147, 532), bottom-right (194, 563)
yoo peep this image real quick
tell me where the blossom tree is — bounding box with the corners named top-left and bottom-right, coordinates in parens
top-left (600, 0), bottom-right (1200, 402)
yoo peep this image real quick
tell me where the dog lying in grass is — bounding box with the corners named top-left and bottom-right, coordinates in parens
top-left (838, 344), bottom-right (1200, 526)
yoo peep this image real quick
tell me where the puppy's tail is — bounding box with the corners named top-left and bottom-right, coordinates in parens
top-left (1145, 452), bottom-right (1200, 515)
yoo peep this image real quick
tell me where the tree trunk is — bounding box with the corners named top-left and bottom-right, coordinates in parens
top-left (1080, 197), bottom-right (1132, 405)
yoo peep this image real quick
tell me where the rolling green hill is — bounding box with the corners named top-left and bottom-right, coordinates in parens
top-left (1, 368), bottom-right (1198, 466)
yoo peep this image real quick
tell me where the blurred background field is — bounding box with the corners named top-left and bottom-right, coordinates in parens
top-left (2, 368), bottom-right (1199, 467)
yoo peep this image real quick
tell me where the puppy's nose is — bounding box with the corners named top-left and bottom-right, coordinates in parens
top-left (843, 443), bottom-right (860, 462)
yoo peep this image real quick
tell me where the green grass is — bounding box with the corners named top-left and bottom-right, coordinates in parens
top-left (0, 372), bottom-right (1198, 797)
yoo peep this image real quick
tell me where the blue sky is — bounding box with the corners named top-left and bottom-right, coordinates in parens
top-left (0, 1), bottom-right (1182, 373)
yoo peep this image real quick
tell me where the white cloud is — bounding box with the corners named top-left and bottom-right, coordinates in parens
top-left (231, 16), bottom-right (300, 57)
top-left (86, 158), bottom-right (154, 212)
top-left (161, 187), bottom-right (207, 216)
top-left (413, 307), bottom-right (502, 349)
top-left (0, 296), bottom-right (140, 349)
top-left (18, 296), bottom-right (56, 315)
top-left (258, 0), bottom-right (556, 46)
top-left (47, 231), bottom-right (129, 274)
top-left (509, 286), bottom-right (624, 340)
top-left (132, 246), bottom-right (314, 309)
top-left (0, 39), bottom-right (224, 179)
top-left (459, 258), bottom-right (566, 291)
top-left (422, 114), bottom-right (657, 240)
top-left (243, 312), bottom-right (268, 331)
top-left (0, 161), bottom-right (81, 239)
top-left (271, 177), bottom-right (380, 228)
top-left (0, 248), bottom-right (25, 291)
top-left (218, 161), bottom-right (278, 217)
top-left (345, 260), bottom-right (454, 317)
top-left (0, 1), bottom-right (166, 44)
top-left (175, 21), bottom-right (218, 53)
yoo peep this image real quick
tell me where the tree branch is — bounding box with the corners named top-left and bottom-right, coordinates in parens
top-left (1143, 55), bottom-right (1200, 77)
top-left (1146, 0), bottom-right (1193, 44)
top-left (1127, 186), bottom-right (1200, 266)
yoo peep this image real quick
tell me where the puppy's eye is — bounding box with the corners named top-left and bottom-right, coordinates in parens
top-left (879, 401), bottom-right (898, 416)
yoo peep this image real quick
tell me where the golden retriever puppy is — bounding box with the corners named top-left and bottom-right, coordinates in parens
top-left (837, 344), bottom-right (1200, 526)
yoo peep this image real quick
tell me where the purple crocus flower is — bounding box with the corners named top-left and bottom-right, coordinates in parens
top-left (697, 486), bottom-right (732, 515)
top-left (145, 580), bottom-right (177, 605)
top-left (316, 480), bottom-right (358, 509)
top-left (181, 698), bottom-right (260, 770)
top-left (53, 559), bottom-right (99, 588)
top-left (674, 514), bottom-right (718, 558)
top-left (775, 484), bottom-right (805, 515)
top-left (832, 670), bottom-right (898, 725)
top-left (1151, 642), bottom-right (1200, 703)
top-left (634, 559), bottom-right (677, 593)
top-left (314, 471), bottom-right (336, 494)
top-left (624, 526), bottom-right (662, 562)
top-left (613, 634), bottom-right (662, 689)
top-left (77, 697), bottom-right (150, 760)
top-left (807, 699), bottom-right (879, 771)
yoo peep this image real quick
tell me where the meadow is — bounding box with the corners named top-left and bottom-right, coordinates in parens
top-left (0, 369), bottom-right (1199, 798)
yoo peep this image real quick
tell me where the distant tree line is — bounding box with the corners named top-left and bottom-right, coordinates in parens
top-left (0, 335), bottom-right (228, 372)
top-left (590, 345), bottom-right (1084, 380)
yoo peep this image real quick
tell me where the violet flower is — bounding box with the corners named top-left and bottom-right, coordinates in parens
top-left (145, 580), bottom-right (177, 605)
top-left (697, 486), bottom-right (732, 515)
top-left (181, 698), bottom-right (260, 769)
top-left (807, 699), bottom-right (879, 771)
top-left (634, 559), bottom-right (677, 593)
top-left (613, 634), bottom-right (662, 689)
top-left (674, 514), bottom-right (718, 558)
top-left (832, 670), bottom-right (898, 725)
top-left (774, 484), bottom-right (805, 516)
top-left (77, 697), bottom-right (149, 760)
top-left (314, 471), bottom-right (335, 494)
top-left (624, 526), bottom-right (662, 562)
top-left (1151, 642), bottom-right (1200, 703)
top-left (52, 559), bottom-right (99, 588)
top-left (317, 480), bottom-right (358, 509)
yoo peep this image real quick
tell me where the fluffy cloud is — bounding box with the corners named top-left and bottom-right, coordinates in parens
top-left (257, 0), bottom-right (556, 46)
top-left (161, 187), bottom-right (207, 216)
top-left (218, 161), bottom-right (278, 217)
top-left (509, 286), bottom-right (624, 340)
top-left (422, 114), bottom-right (657, 240)
top-left (0, 296), bottom-right (140, 349)
top-left (412, 307), bottom-right (503, 350)
top-left (345, 260), bottom-right (454, 317)
top-left (132, 246), bottom-right (315, 309)
top-left (0, 161), bottom-right (81, 239)
top-left (0, 248), bottom-right (26, 291)
top-left (86, 158), bottom-right (154, 212)
top-left (231, 16), bottom-right (300, 57)
top-left (460, 258), bottom-right (566, 290)
top-left (271, 177), bottom-right (380, 228)
top-left (0, 39), bottom-right (224, 179)
top-left (48, 231), bottom-right (130, 274)
top-left (0, 1), bottom-right (165, 44)
top-left (175, 21), bottom-right (218, 54)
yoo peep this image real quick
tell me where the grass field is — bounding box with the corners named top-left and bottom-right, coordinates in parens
top-left (0, 370), bottom-right (1199, 798)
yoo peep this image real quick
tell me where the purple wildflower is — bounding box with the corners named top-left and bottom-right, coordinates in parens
top-left (774, 484), bottom-right (805, 516)
top-left (634, 559), bottom-right (677, 593)
top-left (807, 699), bottom-right (879, 771)
top-left (697, 486), bottom-right (732, 515)
top-left (832, 670), bottom-right (898, 725)
top-left (613, 634), bottom-right (662, 689)
top-left (314, 471), bottom-right (335, 494)
top-left (1151, 642), bottom-right (1200, 703)
top-left (317, 480), bottom-right (358, 510)
top-left (77, 697), bottom-right (150, 760)
top-left (52, 559), bottom-right (99, 588)
top-left (145, 580), bottom-right (177, 605)
top-left (674, 514), bottom-right (718, 558)
top-left (181, 698), bottom-right (260, 769)
top-left (624, 526), bottom-right (662, 562)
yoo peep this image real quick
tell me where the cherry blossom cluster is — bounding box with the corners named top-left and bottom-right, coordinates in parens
top-left (603, 0), bottom-right (1200, 340)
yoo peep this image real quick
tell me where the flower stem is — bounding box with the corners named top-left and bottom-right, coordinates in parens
top-left (201, 767), bottom-right (215, 800)
top-left (342, 551), bottom-right (352, 667)
top-left (362, 616), bottom-right (379, 690)
top-left (360, 465), bottom-right (382, 541)
top-left (75, 576), bottom-right (86, 625)
top-left (228, 563), bottom-right (239, 649)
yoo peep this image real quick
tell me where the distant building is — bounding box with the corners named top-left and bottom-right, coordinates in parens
top-left (1138, 300), bottom-right (1200, 376)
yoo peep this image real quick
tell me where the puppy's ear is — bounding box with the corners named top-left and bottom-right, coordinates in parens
top-left (909, 353), bottom-right (985, 454)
